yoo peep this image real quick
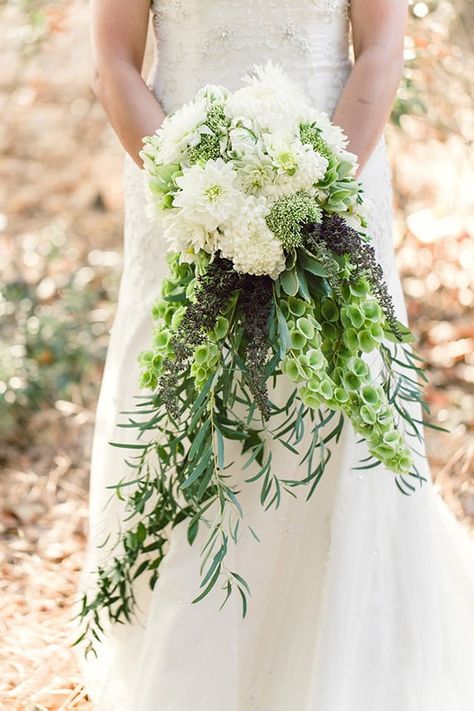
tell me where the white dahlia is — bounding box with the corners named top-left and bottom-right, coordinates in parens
top-left (218, 196), bottom-right (286, 278)
top-left (233, 151), bottom-right (275, 195)
top-left (225, 63), bottom-right (304, 136)
top-left (172, 158), bottom-right (242, 232)
top-left (262, 135), bottom-right (328, 197)
top-left (161, 211), bottom-right (217, 258)
top-left (153, 97), bottom-right (208, 165)
top-left (311, 110), bottom-right (349, 154)
top-left (243, 61), bottom-right (311, 110)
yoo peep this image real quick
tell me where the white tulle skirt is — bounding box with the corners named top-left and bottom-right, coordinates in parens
top-left (76, 148), bottom-right (474, 711)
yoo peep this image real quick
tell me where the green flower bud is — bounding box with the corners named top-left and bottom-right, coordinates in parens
top-left (362, 300), bottom-right (382, 322)
top-left (358, 329), bottom-right (376, 353)
top-left (344, 328), bottom-right (359, 352)
top-left (152, 353), bottom-right (164, 371)
top-left (194, 344), bottom-right (210, 365)
top-left (371, 443), bottom-right (395, 460)
top-left (296, 316), bottom-right (315, 340)
top-left (280, 300), bottom-right (290, 319)
top-left (139, 369), bottom-right (156, 390)
top-left (284, 357), bottom-right (301, 382)
top-left (299, 386), bottom-right (322, 410)
top-left (382, 430), bottom-right (401, 447)
top-left (343, 371), bottom-right (361, 391)
top-left (318, 378), bottom-right (334, 400)
top-left (307, 377), bottom-right (322, 393)
top-left (322, 322), bottom-right (338, 340)
top-left (397, 452), bottom-right (413, 473)
top-left (307, 348), bottom-right (325, 371)
top-left (334, 387), bottom-right (349, 405)
top-left (360, 385), bottom-right (381, 408)
top-left (347, 356), bottom-right (369, 379)
top-left (161, 279), bottom-right (175, 297)
top-left (349, 278), bottom-right (370, 298)
top-left (344, 304), bottom-right (365, 329)
top-left (369, 323), bottom-right (384, 343)
top-left (321, 299), bottom-right (340, 323)
top-left (210, 316), bottom-right (229, 340)
top-left (360, 405), bottom-right (376, 425)
top-left (154, 330), bottom-right (171, 350)
top-left (171, 305), bottom-right (186, 330)
top-left (151, 301), bottom-right (167, 321)
top-left (138, 350), bottom-right (154, 366)
top-left (288, 296), bottom-right (307, 317)
top-left (290, 328), bottom-right (307, 351)
top-left (185, 279), bottom-right (197, 299)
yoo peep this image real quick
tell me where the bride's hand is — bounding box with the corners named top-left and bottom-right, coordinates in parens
top-left (91, 0), bottom-right (166, 167)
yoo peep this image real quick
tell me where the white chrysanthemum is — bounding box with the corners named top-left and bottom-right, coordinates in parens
top-left (311, 110), bottom-right (349, 154)
top-left (173, 158), bottom-right (242, 231)
top-left (161, 210), bottom-right (217, 257)
top-left (153, 97), bottom-right (208, 165)
top-left (225, 64), bottom-right (305, 135)
top-left (262, 135), bottom-right (328, 198)
top-left (218, 196), bottom-right (286, 278)
top-left (233, 151), bottom-right (275, 195)
top-left (243, 61), bottom-right (311, 109)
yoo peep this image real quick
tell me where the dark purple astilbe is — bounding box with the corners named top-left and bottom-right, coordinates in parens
top-left (238, 274), bottom-right (274, 421)
top-left (304, 213), bottom-right (402, 339)
top-left (157, 256), bottom-right (241, 418)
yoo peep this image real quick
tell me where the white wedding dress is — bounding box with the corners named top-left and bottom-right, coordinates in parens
top-left (77, 1), bottom-right (474, 709)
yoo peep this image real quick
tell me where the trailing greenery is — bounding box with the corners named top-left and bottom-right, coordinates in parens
top-left (74, 225), bottom-right (428, 656)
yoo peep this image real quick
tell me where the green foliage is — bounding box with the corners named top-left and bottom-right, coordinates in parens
top-left (0, 264), bottom-right (114, 439)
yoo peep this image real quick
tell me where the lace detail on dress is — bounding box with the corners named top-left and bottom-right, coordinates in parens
top-left (149, 0), bottom-right (351, 114)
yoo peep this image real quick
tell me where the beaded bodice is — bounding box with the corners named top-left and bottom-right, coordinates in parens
top-left (149, 0), bottom-right (351, 115)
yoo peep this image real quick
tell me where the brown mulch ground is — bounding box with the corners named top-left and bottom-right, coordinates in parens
top-left (0, 1), bottom-right (472, 709)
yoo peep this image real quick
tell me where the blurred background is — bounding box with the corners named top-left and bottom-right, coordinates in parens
top-left (0, 0), bottom-right (473, 707)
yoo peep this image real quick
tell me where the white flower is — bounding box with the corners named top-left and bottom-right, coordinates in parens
top-left (196, 83), bottom-right (230, 104)
top-left (173, 158), bottom-right (242, 231)
top-left (243, 61), bottom-right (311, 109)
top-left (347, 196), bottom-right (374, 232)
top-left (262, 134), bottom-right (328, 197)
top-left (161, 210), bottom-right (217, 256)
top-left (234, 151), bottom-right (275, 195)
top-left (225, 63), bottom-right (306, 135)
top-left (218, 196), bottom-right (286, 278)
top-left (153, 97), bottom-right (208, 165)
top-left (311, 110), bottom-right (349, 154)
top-left (228, 118), bottom-right (259, 155)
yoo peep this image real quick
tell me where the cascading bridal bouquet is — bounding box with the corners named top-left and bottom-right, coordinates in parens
top-left (76, 63), bottom-right (429, 654)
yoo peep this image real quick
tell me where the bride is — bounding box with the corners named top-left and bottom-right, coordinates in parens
top-left (77, 1), bottom-right (474, 709)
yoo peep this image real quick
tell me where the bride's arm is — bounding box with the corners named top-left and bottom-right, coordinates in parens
top-left (91, 0), bottom-right (165, 167)
top-left (332, 0), bottom-right (407, 175)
